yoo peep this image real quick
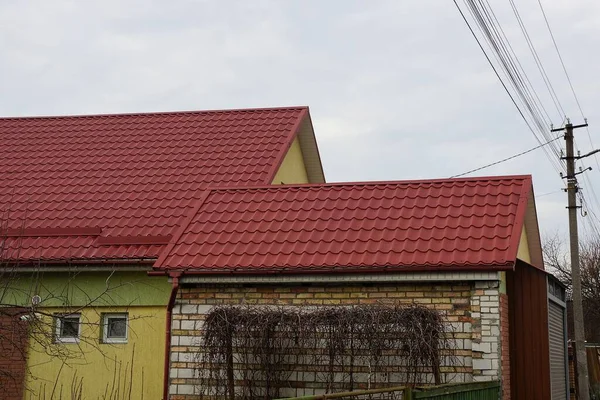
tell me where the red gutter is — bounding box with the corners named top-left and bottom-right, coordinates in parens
top-left (163, 271), bottom-right (182, 400)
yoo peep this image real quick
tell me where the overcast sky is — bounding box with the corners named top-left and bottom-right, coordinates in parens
top-left (1, 0), bottom-right (599, 241)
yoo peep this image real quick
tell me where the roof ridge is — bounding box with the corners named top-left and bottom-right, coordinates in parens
top-left (205, 175), bottom-right (533, 193)
top-left (0, 105), bottom-right (309, 121)
top-left (153, 189), bottom-right (214, 269)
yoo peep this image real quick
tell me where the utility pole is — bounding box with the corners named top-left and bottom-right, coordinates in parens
top-left (553, 120), bottom-right (597, 400)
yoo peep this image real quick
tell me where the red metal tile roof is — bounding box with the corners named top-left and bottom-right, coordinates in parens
top-left (155, 176), bottom-right (532, 273)
top-left (0, 107), bottom-right (309, 262)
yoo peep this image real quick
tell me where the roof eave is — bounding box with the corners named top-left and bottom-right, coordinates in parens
top-left (297, 108), bottom-right (326, 184)
top-left (2, 258), bottom-right (156, 272)
top-left (153, 262), bottom-right (515, 276)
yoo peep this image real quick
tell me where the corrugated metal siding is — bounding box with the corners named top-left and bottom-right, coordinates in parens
top-left (549, 301), bottom-right (567, 400)
top-left (507, 261), bottom-right (551, 400)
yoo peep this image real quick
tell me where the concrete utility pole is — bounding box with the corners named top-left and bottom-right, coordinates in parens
top-left (553, 120), bottom-right (596, 400)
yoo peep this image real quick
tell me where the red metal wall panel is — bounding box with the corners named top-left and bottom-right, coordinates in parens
top-left (507, 261), bottom-right (551, 399)
top-left (0, 309), bottom-right (29, 400)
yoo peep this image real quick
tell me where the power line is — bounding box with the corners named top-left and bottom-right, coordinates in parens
top-left (454, 0), bottom-right (566, 176)
top-left (508, 0), bottom-right (566, 121)
top-left (535, 189), bottom-right (562, 198)
top-left (466, 0), bottom-right (549, 135)
top-left (577, 164), bottom-right (600, 238)
top-left (536, 0), bottom-right (585, 119)
top-left (453, 0), bottom-right (536, 136)
top-left (536, 0), bottom-right (600, 175)
top-left (537, 0), bottom-right (600, 249)
top-left (483, 0), bottom-right (554, 125)
top-left (478, 0), bottom-right (553, 128)
top-left (579, 193), bottom-right (600, 239)
top-left (450, 135), bottom-right (561, 178)
top-left (503, 0), bottom-right (566, 173)
top-left (458, 1), bottom-right (547, 138)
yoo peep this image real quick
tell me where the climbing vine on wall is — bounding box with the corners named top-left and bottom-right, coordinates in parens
top-left (196, 304), bottom-right (454, 400)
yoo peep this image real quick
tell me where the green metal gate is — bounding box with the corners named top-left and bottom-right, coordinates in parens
top-left (412, 382), bottom-right (500, 399)
top-left (277, 381), bottom-right (500, 400)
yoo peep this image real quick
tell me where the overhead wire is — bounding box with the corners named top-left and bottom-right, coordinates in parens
top-left (536, 0), bottom-right (600, 176)
top-left (454, 0), bottom-right (565, 176)
top-left (483, 0), bottom-right (554, 124)
top-left (456, 0), bottom-right (600, 242)
top-left (535, 190), bottom-right (562, 198)
top-left (454, 0), bottom-right (600, 238)
top-left (536, 0), bottom-right (584, 119)
top-left (571, 135), bottom-right (600, 240)
top-left (467, 0), bottom-right (549, 137)
top-left (577, 159), bottom-right (600, 235)
top-left (450, 135), bottom-right (561, 178)
top-left (537, 0), bottom-right (600, 238)
top-left (452, 0), bottom-right (536, 136)
top-left (478, 0), bottom-right (553, 129)
top-left (460, 1), bottom-right (550, 141)
top-left (469, 0), bottom-right (558, 137)
top-left (508, 0), bottom-right (566, 121)
top-left (579, 193), bottom-right (600, 239)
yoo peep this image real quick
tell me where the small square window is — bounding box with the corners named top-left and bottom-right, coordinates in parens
top-left (102, 314), bottom-right (128, 343)
top-left (55, 314), bottom-right (81, 343)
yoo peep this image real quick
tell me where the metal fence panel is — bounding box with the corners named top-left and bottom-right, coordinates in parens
top-left (414, 382), bottom-right (500, 400)
top-left (277, 381), bottom-right (500, 400)
top-left (279, 386), bottom-right (408, 400)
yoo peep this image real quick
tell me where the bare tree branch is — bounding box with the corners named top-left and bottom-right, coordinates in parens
top-left (543, 232), bottom-right (600, 342)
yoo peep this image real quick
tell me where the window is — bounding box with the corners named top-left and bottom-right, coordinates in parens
top-left (55, 314), bottom-right (81, 343)
top-left (102, 313), bottom-right (128, 343)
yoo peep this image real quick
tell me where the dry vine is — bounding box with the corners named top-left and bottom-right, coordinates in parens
top-left (196, 304), bottom-right (454, 399)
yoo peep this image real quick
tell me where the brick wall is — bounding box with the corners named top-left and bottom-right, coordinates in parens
top-left (169, 281), bottom-right (502, 399)
top-left (470, 282), bottom-right (501, 382)
top-left (0, 309), bottom-right (29, 400)
top-left (500, 293), bottom-right (510, 400)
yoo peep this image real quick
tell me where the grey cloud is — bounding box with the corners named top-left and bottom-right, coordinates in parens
top-left (1, 0), bottom-right (599, 237)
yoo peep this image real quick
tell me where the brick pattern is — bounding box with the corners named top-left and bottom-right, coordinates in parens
top-left (169, 281), bottom-right (502, 399)
top-left (470, 282), bottom-right (501, 382)
top-left (500, 294), bottom-right (510, 400)
top-left (0, 309), bottom-right (29, 400)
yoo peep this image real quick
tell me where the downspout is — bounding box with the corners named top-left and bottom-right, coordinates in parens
top-left (163, 272), bottom-right (182, 400)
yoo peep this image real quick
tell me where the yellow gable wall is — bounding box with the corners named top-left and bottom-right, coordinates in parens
top-left (516, 225), bottom-right (531, 264)
top-left (501, 225), bottom-right (532, 294)
top-left (271, 137), bottom-right (309, 185)
top-left (25, 306), bottom-right (165, 400)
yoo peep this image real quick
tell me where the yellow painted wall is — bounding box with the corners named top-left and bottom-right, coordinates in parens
top-left (499, 226), bottom-right (532, 294)
top-left (4, 271), bottom-right (170, 308)
top-left (271, 137), bottom-right (309, 185)
top-left (516, 225), bottom-right (531, 264)
top-left (25, 305), bottom-right (165, 400)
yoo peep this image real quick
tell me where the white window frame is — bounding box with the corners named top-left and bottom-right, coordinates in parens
top-left (55, 313), bottom-right (81, 344)
top-left (102, 313), bottom-right (128, 344)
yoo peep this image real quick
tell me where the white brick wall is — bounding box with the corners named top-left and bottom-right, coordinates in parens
top-left (471, 281), bottom-right (501, 382)
top-left (168, 280), bottom-right (503, 397)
